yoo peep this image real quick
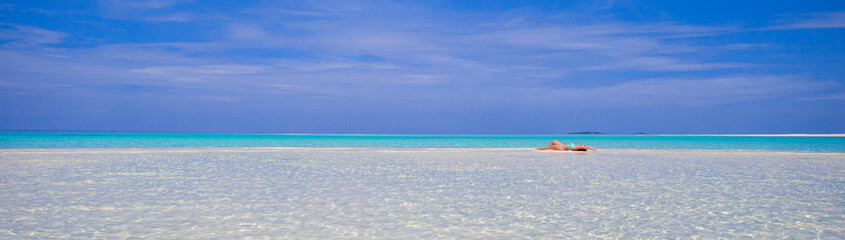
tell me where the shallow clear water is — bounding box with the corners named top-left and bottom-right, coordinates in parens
top-left (1, 148), bottom-right (843, 238)
top-left (2, 132), bottom-right (844, 152)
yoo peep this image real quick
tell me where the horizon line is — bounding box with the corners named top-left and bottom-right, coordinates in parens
top-left (1, 130), bottom-right (844, 137)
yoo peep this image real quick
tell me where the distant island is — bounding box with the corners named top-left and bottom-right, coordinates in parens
top-left (569, 131), bottom-right (604, 134)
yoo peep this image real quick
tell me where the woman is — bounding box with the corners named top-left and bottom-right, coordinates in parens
top-left (535, 140), bottom-right (597, 151)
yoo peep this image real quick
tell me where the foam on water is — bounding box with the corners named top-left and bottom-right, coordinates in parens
top-left (1, 148), bottom-right (843, 238)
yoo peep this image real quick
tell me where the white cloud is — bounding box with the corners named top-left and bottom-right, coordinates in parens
top-left (766, 11), bottom-right (845, 30)
top-left (198, 95), bottom-right (238, 102)
top-left (580, 56), bottom-right (753, 72)
top-left (96, 0), bottom-right (199, 22)
top-left (142, 13), bottom-right (193, 22)
top-left (132, 64), bottom-right (266, 76)
top-left (512, 76), bottom-right (837, 107)
top-left (398, 74), bottom-right (450, 84)
top-left (99, 0), bottom-right (190, 9)
top-left (719, 43), bottom-right (769, 50)
top-left (273, 60), bottom-right (356, 71)
top-left (78, 2), bottom-right (746, 80)
top-left (3, 1), bottom-right (840, 112)
top-left (797, 93), bottom-right (845, 101)
top-left (227, 24), bottom-right (268, 40)
top-left (0, 24), bottom-right (68, 46)
top-left (0, 36), bottom-right (838, 111)
top-left (453, 24), bottom-right (734, 72)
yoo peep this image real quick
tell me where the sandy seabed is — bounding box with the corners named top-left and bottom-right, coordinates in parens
top-left (1, 148), bottom-right (844, 239)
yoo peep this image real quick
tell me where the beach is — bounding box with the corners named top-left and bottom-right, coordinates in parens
top-left (5, 0), bottom-right (845, 238)
top-left (1, 147), bottom-right (843, 238)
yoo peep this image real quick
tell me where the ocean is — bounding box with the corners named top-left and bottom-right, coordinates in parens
top-left (1, 132), bottom-right (844, 238)
top-left (1, 132), bottom-right (844, 152)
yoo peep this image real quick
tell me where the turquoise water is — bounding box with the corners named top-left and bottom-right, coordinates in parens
top-left (1, 132), bottom-right (844, 152)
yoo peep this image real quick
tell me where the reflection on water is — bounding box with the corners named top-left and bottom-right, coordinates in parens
top-left (1, 148), bottom-right (844, 238)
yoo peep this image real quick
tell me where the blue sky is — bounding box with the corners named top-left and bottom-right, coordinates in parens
top-left (1, 0), bottom-right (844, 134)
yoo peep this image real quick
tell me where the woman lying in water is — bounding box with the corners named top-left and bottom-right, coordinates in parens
top-left (535, 140), bottom-right (597, 151)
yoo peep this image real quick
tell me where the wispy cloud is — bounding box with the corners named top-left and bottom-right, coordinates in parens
top-left (579, 56), bottom-right (752, 72)
top-left (132, 64), bottom-right (266, 76)
top-left (797, 93), bottom-right (845, 101)
top-left (453, 23), bottom-right (735, 73)
top-left (1, 1), bottom-right (841, 112)
top-left (720, 44), bottom-right (769, 50)
top-left (210, 2), bottom-right (734, 70)
top-left (512, 75), bottom-right (837, 107)
top-left (96, 0), bottom-right (200, 22)
top-left (766, 11), bottom-right (845, 30)
top-left (0, 24), bottom-right (68, 46)
top-left (99, 0), bottom-right (191, 9)
top-left (227, 23), bottom-right (268, 40)
top-left (142, 13), bottom-right (194, 22)
top-left (0, 2), bottom-right (781, 103)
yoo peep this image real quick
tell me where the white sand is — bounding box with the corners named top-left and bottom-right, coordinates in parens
top-left (1, 148), bottom-right (844, 238)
